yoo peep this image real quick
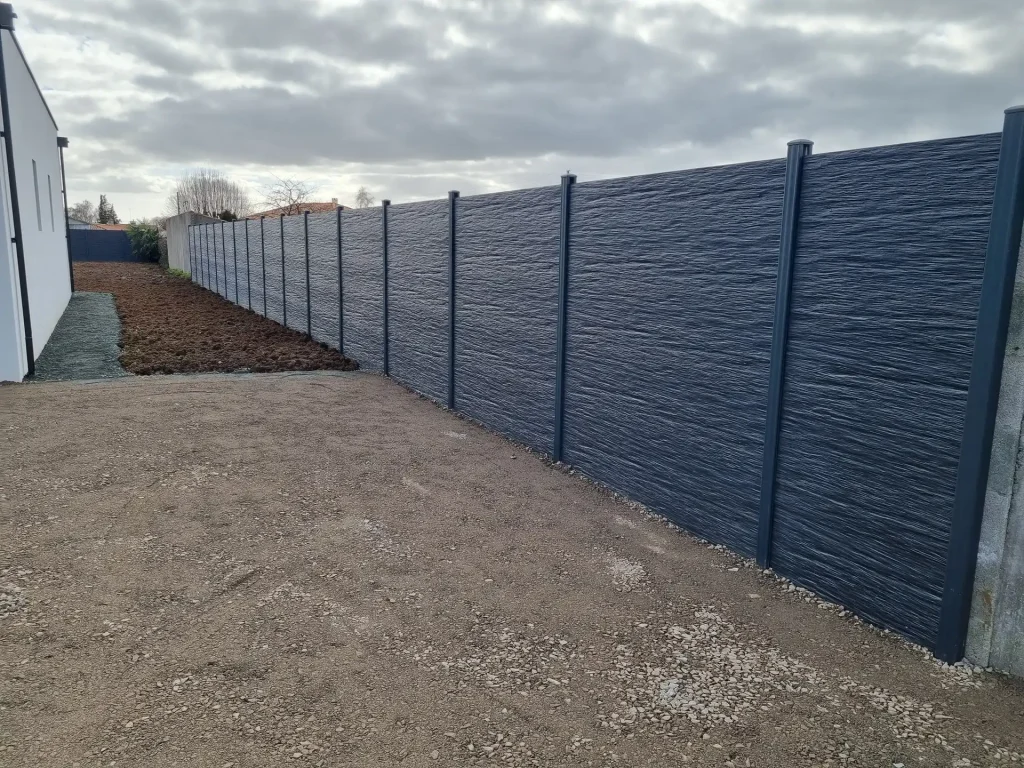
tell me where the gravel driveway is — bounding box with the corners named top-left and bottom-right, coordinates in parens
top-left (1, 372), bottom-right (1022, 767)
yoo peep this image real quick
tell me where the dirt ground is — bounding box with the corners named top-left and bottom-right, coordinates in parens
top-left (2, 373), bottom-right (1023, 768)
top-left (74, 263), bottom-right (356, 375)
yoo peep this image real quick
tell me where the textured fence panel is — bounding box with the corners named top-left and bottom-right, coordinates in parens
top-left (283, 215), bottom-right (308, 334)
top-left (563, 161), bottom-right (785, 555)
top-left (235, 221), bottom-right (251, 311)
top-left (455, 187), bottom-right (561, 451)
top-left (204, 224), bottom-right (214, 291)
top-left (771, 134), bottom-right (1001, 647)
top-left (387, 199), bottom-right (449, 402)
top-left (223, 222), bottom-right (238, 303)
top-left (341, 208), bottom-right (385, 370)
top-left (249, 219), bottom-right (267, 316)
top-left (308, 211), bottom-right (340, 348)
top-left (263, 217), bottom-right (285, 325)
top-left (214, 222), bottom-right (224, 297)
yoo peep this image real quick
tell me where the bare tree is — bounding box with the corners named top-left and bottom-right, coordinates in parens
top-left (69, 199), bottom-right (97, 223)
top-left (165, 168), bottom-right (252, 219)
top-left (355, 186), bottom-right (375, 209)
top-left (261, 176), bottom-right (318, 215)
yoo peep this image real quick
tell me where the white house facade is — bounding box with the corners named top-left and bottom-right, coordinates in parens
top-left (0, 3), bottom-right (72, 382)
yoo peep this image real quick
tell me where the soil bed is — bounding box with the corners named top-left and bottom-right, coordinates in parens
top-left (74, 262), bottom-right (356, 375)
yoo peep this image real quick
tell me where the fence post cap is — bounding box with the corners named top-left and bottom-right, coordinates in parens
top-left (562, 172), bottom-right (577, 184)
top-left (448, 190), bottom-right (460, 199)
top-left (382, 199), bottom-right (391, 206)
top-left (1006, 105), bottom-right (1024, 115)
top-left (788, 138), bottom-right (814, 146)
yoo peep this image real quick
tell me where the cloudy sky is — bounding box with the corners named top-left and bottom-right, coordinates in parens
top-left (15, 0), bottom-right (1024, 219)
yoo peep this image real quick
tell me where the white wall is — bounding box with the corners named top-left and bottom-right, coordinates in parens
top-left (0, 147), bottom-right (23, 381)
top-left (0, 28), bottom-right (70, 380)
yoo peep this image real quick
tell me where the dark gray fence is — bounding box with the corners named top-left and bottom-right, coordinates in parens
top-left (189, 108), bottom-right (1024, 662)
top-left (70, 229), bottom-right (136, 262)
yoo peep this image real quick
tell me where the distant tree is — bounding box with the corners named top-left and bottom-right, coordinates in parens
top-left (355, 186), bottom-right (375, 209)
top-left (218, 210), bottom-right (238, 222)
top-left (69, 199), bottom-right (97, 223)
top-left (165, 168), bottom-right (251, 219)
top-left (125, 221), bottom-right (161, 263)
top-left (261, 176), bottom-right (317, 215)
top-left (97, 195), bottom-right (120, 224)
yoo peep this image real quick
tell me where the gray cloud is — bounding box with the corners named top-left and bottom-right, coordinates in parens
top-left (17, 0), bottom-right (1024, 215)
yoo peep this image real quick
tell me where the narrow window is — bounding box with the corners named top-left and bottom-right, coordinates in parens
top-left (32, 159), bottom-right (41, 231)
top-left (47, 174), bottom-right (54, 231)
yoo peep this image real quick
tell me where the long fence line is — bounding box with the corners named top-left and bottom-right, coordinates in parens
top-left (188, 107), bottom-right (1024, 664)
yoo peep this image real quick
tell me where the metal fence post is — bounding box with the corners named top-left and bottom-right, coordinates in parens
top-left (260, 216), bottom-right (267, 316)
top-left (304, 210), bottom-right (312, 337)
top-left (382, 199), bottom-right (391, 375)
top-left (448, 190), bottom-right (459, 410)
top-left (337, 206), bottom-right (344, 354)
top-left (244, 220), bottom-right (251, 310)
top-left (553, 173), bottom-right (577, 462)
top-left (232, 220), bottom-right (239, 303)
top-left (187, 225), bottom-right (193, 279)
top-left (280, 214), bottom-right (287, 328)
top-left (937, 105), bottom-right (1024, 662)
top-left (756, 139), bottom-right (814, 568)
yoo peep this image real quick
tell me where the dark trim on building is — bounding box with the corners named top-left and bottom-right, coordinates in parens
top-left (57, 136), bottom-right (73, 292)
top-left (0, 27), bottom-right (32, 375)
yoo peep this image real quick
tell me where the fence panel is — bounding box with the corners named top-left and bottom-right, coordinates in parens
top-left (248, 219), bottom-right (267, 316)
top-left (341, 208), bottom-right (385, 369)
top-left (283, 215), bottom-right (308, 334)
top-left (203, 224), bottom-right (213, 290)
top-left (455, 186), bottom-right (560, 452)
top-left (387, 199), bottom-right (449, 402)
top-left (223, 222), bottom-right (238, 303)
top-left (263, 217), bottom-right (285, 325)
top-left (235, 221), bottom-right (251, 311)
top-left (563, 161), bottom-right (784, 555)
top-left (308, 211), bottom-right (340, 348)
top-left (770, 134), bottom-right (1002, 647)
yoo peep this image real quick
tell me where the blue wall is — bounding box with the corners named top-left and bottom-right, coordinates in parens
top-left (187, 131), bottom-right (1004, 653)
top-left (70, 229), bottom-right (135, 262)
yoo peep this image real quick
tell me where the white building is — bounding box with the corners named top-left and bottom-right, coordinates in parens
top-left (0, 3), bottom-right (72, 382)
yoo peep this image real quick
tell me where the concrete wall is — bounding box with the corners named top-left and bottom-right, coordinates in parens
top-left (968, 233), bottom-right (1024, 676)
top-left (165, 211), bottom-right (218, 273)
top-left (0, 27), bottom-right (69, 381)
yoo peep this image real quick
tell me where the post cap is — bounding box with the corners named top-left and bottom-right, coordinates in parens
top-left (57, 136), bottom-right (69, 148)
top-left (0, 4), bottom-right (16, 31)
top-left (382, 199), bottom-right (391, 207)
top-left (788, 139), bottom-right (814, 146)
top-left (1006, 105), bottom-right (1024, 115)
top-left (448, 190), bottom-right (460, 200)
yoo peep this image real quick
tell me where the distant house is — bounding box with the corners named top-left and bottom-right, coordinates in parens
top-left (249, 198), bottom-right (347, 218)
top-left (69, 216), bottom-right (91, 230)
top-left (0, 3), bottom-right (73, 382)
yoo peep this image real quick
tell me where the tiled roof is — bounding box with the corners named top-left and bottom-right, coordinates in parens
top-left (249, 201), bottom-right (348, 218)
top-left (92, 223), bottom-right (129, 230)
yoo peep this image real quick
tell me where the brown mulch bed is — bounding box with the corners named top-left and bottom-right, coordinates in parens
top-left (74, 262), bottom-right (357, 375)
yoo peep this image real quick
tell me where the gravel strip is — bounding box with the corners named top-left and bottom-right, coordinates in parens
top-left (30, 292), bottom-right (128, 382)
